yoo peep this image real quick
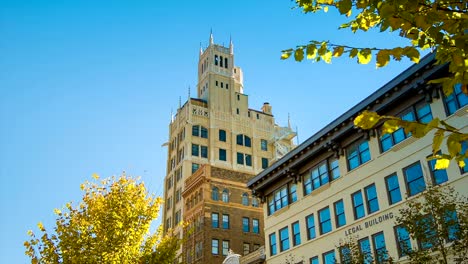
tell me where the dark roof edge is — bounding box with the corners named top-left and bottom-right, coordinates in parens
top-left (248, 52), bottom-right (437, 188)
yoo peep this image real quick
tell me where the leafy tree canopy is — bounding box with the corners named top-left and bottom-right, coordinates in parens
top-left (24, 173), bottom-right (179, 264)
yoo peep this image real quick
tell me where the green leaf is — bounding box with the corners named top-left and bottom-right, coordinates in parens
top-left (403, 47), bottom-right (420, 63)
top-left (381, 119), bottom-right (401, 134)
top-left (294, 48), bottom-right (304, 61)
top-left (322, 51), bottom-right (333, 63)
top-left (349, 48), bottom-right (358, 58)
top-left (432, 129), bottom-right (444, 154)
top-left (447, 133), bottom-right (462, 157)
top-left (376, 50), bottom-right (390, 68)
top-left (440, 120), bottom-right (458, 132)
top-left (338, 0), bottom-right (352, 15)
top-left (332, 46), bottom-right (345, 57)
top-left (306, 44), bottom-right (317, 59)
top-left (281, 51), bottom-right (292, 60)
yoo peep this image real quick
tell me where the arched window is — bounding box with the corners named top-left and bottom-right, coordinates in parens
top-left (242, 193), bottom-right (249, 206)
top-left (222, 189), bottom-right (229, 203)
top-left (252, 197), bottom-right (259, 207)
top-left (212, 187), bottom-right (219, 201)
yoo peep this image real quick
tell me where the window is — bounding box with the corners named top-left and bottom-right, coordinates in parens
top-left (192, 125), bottom-right (208, 138)
top-left (222, 240), bottom-right (229, 256)
top-left (236, 153), bottom-right (252, 166)
top-left (216, 80), bottom-right (218, 86)
top-left (340, 246), bottom-right (351, 264)
top-left (226, 84), bottom-right (229, 89)
top-left (219, 129), bottom-right (226, 142)
top-left (347, 140), bottom-right (371, 170)
top-left (279, 227), bottom-right (290, 252)
top-left (214, 55), bottom-right (218, 66)
top-left (289, 183), bottom-right (297, 203)
top-left (380, 102), bottom-right (433, 152)
top-left (222, 189), bottom-right (229, 202)
top-left (192, 163), bottom-right (200, 173)
top-left (292, 221), bottom-right (301, 246)
top-left (334, 199), bottom-right (346, 228)
top-left (261, 139), bottom-right (268, 151)
top-left (219, 149), bottom-right (227, 161)
top-left (428, 158), bottom-right (448, 185)
top-left (224, 57), bottom-right (228, 68)
top-left (212, 239), bottom-right (219, 255)
top-left (237, 152), bottom-right (244, 165)
top-left (359, 237), bottom-right (372, 264)
top-left (212, 213), bottom-right (219, 228)
top-left (418, 215), bottom-right (436, 250)
top-left (304, 157), bottom-right (340, 195)
top-left (236, 134), bottom-right (251, 147)
top-left (385, 173), bottom-right (402, 205)
top-left (269, 233), bottom-right (277, 256)
top-left (268, 185), bottom-right (288, 215)
top-left (243, 243), bottom-right (250, 255)
top-left (364, 184), bottom-right (380, 214)
top-left (372, 232), bottom-right (388, 263)
top-left (444, 83), bottom-right (468, 115)
top-left (262, 157), bottom-right (269, 169)
top-left (191, 144), bottom-right (208, 158)
top-left (322, 250), bottom-right (335, 264)
top-left (175, 210), bottom-right (181, 224)
top-left (221, 82), bottom-right (224, 88)
top-left (201, 145), bottom-right (208, 158)
top-left (167, 176), bottom-right (173, 189)
top-left (319, 207), bottom-right (332, 234)
top-left (191, 144), bottom-right (199, 156)
top-left (446, 210), bottom-right (459, 241)
top-left (310, 256), bottom-right (319, 264)
top-left (403, 162), bottom-right (426, 196)
top-left (242, 193), bottom-right (249, 206)
top-left (236, 108), bottom-right (239, 114)
top-left (245, 154), bottom-right (252, 166)
top-left (352, 191), bottom-right (366, 220)
top-left (212, 187), bottom-right (219, 201)
top-left (222, 214), bottom-right (229, 229)
top-left (175, 188), bottom-right (181, 203)
top-left (306, 214), bottom-right (316, 240)
top-left (252, 197), bottom-right (259, 207)
top-left (220, 56), bottom-right (223, 67)
top-left (253, 219), bottom-right (260, 234)
top-left (394, 225), bottom-right (411, 257)
top-left (242, 217), bottom-right (250, 232)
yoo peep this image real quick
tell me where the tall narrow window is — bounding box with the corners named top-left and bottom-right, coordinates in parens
top-left (192, 125), bottom-right (200, 136)
top-left (191, 144), bottom-right (199, 157)
top-left (262, 158), bottom-right (269, 169)
top-left (219, 148), bottom-right (226, 161)
top-left (359, 237), bottom-right (372, 264)
top-left (372, 232), bottom-right (388, 263)
top-left (322, 250), bottom-right (335, 264)
top-left (444, 83), bottom-right (468, 115)
top-left (211, 213), bottom-right (219, 228)
top-left (347, 140), bottom-right (371, 170)
top-left (214, 55), bottom-right (218, 66)
top-left (364, 184), bottom-right (380, 214)
top-left (334, 199), bottom-right (346, 228)
top-left (200, 126), bottom-right (208, 138)
top-left (289, 183), bottom-right (297, 203)
top-left (403, 162), bottom-right (426, 196)
top-left (192, 163), bottom-right (200, 173)
top-left (212, 239), bottom-right (219, 255)
top-left (237, 152), bottom-right (244, 165)
top-left (394, 225), bottom-right (411, 257)
top-left (242, 193), bottom-right (249, 206)
top-left (306, 214), bottom-right (316, 240)
top-left (219, 129), bottom-right (226, 142)
top-left (224, 57), bottom-right (228, 68)
top-left (319, 207), bottom-right (332, 235)
top-left (245, 154), bottom-right (252, 166)
top-left (253, 218), bottom-right (260, 234)
top-left (279, 226), bottom-right (290, 252)
top-left (261, 139), bottom-right (268, 151)
top-left (242, 217), bottom-right (250, 232)
top-left (292, 221), bottom-right (301, 246)
top-left (310, 256), bottom-right (319, 264)
top-left (252, 197), bottom-right (259, 207)
top-left (269, 233), bottom-right (277, 256)
top-left (385, 173), bottom-right (402, 205)
top-left (222, 240), bottom-right (229, 256)
top-left (222, 214), bottom-right (230, 229)
top-left (352, 191), bottom-right (366, 220)
top-left (220, 56), bottom-right (223, 67)
top-left (222, 189), bottom-right (229, 202)
top-left (212, 187), bottom-right (219, 201)
top-left (428, 158), bottom-right (449, 185)
top-left (201, 145), bottom-right (208, 158)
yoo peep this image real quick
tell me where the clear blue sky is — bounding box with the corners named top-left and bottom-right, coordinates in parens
top-left (0, 0), bottom-right (415, 262)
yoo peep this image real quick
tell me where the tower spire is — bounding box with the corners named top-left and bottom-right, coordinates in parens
top-left (229, 35), bottom-right (233, 54)
top-left (288, 113), bottom-right (291, 129)
top-left (209, 29), bottom-right (214, 45)
top-left (188, 86), bottom-right (191, 100)
top-left (199, 42), bottom-right (203, 56)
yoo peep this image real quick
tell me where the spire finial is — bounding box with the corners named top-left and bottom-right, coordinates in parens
top-left (288, 113), bottom-right (291, 129)
top-left (209, 29), bottom-right (214, 45)
top-left (188, 86), bottom-right (191, 100)
top-left (199, 42), bottom-right (203, 56)
top-left (229, 35), bottom-right (234, 54)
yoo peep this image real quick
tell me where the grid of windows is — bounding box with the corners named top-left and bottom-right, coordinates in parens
top-left (352, 191), bottom-right (366, 220)
top-left (334, 199), bottom-right (346, 228)
top-left (268, 185), bottom-right (291, 215)
top-left (403, 162), bottom-right (426, 196)
top-left (191, 144), bottom-right (208, 158)
top-left (380, 102), bottom-right (433, 152)
top-left (306, 214), bottom-right (316, 240)
top-left (242, 217), bottom-right (250, 232)
top-left (372, 232), bottom-right (388, 263)
top-left (269, 233), bottom-right (277, 256)
top-left (219, 129), bottom-right (226, 142)
top-left (364, 184), bottom-right (380, 214)
top-left (347, 140), bottom-right (371, 170)
top-left (385, 174), bottom-right (402, 205)
top-left (304, 157), bottom-right (340, 195)
top-left (292, 221), bottom-right (301, 246)
top-left (222, 214), bottom-right (229, 229)
top-left (211, 213), bottom-right (219, 228)
top-left (318, 207), bottom-right (332, 235)
top-left (444, 83), bottom-right (468, 115)
top-left (428, 158), bottom-right (449, 185)
top-left (236, 134), bottom-right (251, 147)
top-left (219, 148), bottom-right (227, 161)
top-left (253, 219), bottom-right (260, 234)
top-left (279, 227), bottom-right (290, 252)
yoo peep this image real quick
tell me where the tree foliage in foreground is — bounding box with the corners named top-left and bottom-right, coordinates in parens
top-left (281, 0), bottom-right (468, 167)
top-left (24, 173), bottom-right (179, 264)
top-left (396, 186), bottom-right (468, 264)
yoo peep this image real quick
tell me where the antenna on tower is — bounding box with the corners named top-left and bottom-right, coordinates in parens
top-left (288, 113), bottom-right (291, 129)
top-left (209, 29), bottom-right (214, 45)
top-left (170, 108), bottom-right (174, 123)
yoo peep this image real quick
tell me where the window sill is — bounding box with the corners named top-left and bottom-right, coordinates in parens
top-left (391, 136), bottom-right (418, 152)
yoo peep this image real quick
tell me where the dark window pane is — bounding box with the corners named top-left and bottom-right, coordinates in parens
top-left (404, 162), bottom-right (426, 196)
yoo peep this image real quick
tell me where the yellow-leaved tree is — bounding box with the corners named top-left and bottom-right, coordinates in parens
top-left (282, 0), bottom-right (467, 168)
top-left (24, 173), bottom-right (180, 264)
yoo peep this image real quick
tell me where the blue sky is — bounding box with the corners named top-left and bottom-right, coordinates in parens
top-left (0, 0), bottom-right (416, 262)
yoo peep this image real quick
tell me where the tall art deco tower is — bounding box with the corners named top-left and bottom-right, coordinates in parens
top-left (161, 33), bottom-right (295, 263)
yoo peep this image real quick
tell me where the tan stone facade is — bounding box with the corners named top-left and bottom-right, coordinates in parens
top-left (248, 54), bottom-right (468, 264)
top-left (161, 34), bottom-right (295, 262)
top-left (182, 165), bottom-right (264, 264)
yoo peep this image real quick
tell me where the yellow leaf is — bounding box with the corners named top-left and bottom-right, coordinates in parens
top-left (381, 119), bottom-right (401, 134)
top-left (349, 48), bottom-right (358, 58)
top-left (435, 158), bottom-right (450, 170)
top-left (92, 173), bottom-right (100, 180)
top-left (332, 46), bottom-right (345, 57)
top-left (354, 111), bottom-right (381, 129)
top-left (358, 49), bottom-right (372, 64)
top-left (323, 6), bottom-right (329, 12)
top-left (54, 208), bottom-right (62, 215)
top-left (403, 47), bottom-right (420, 63)
top-left (306, 44), bottom-right (317, 59)
top-left (458, 160), bottom-right (466, 168)
top-left (281, 51), bottom-right (292, 60)
top-left (322, 51), bottom-right (332, 63)
top-left (37, 222), bottom-right (45, 232)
